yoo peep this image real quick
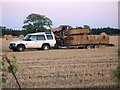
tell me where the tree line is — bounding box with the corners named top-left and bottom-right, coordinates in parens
top-left (0, 26), bottom-right (22, 36)
top-left (0, 13), bottom-right (120, 37)
top-left (1, 26), bottom-right (120, 36)
top-left (90, 27), bottom-right (120, 35)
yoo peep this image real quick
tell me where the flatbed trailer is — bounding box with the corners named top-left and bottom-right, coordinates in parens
top-left (52, 25), bottom-right (115, 49)
top-left (56, 43), bottom-right (115, 49)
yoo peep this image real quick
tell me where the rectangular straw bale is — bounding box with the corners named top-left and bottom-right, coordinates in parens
top-left (87, 35), bottom-right (99, 44)
top-left (68, 29), bottom-right (89, 35)
top-left (64, 35), bottom-right (82, 45)
top-left (98, 40), bottom-right (109, 44)
top-left (97, 34), bottom-right (109, 44)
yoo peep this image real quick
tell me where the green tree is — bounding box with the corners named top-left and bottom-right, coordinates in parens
top-left (22, 13), bottom-right (53, 35)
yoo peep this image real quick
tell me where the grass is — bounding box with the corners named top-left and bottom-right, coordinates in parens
top-left (113, 49), bottom-right (120, 82)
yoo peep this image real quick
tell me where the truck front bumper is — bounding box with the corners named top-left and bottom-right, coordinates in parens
top-left (9, 43), bottom-right (17, 50)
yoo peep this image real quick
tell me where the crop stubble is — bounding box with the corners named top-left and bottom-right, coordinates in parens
top-left (1, 36), bottom-right (119, 88)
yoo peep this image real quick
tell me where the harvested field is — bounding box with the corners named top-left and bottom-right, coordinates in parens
top-left (1, 36), bottom-right (119, 88)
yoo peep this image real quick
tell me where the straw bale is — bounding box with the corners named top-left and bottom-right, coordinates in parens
top-left (97, 32), bottom-right (109, 44)
top-left (19, 34), bottom-right (24, 40)
top-left (99, 32), bottom-right (108, 35)
top-left (4, 34), bottom-right (7, 38)
top-left (80, 35), bottom-right (90, 44)
top-left (87, 35), bottom-right (96, 40)
top-left (69, 29), bottom-right (89, 35)
top-left (86, 35), bottom-right (99, 44)
top-left (98, 32), bottom-right (109, 40)
top-left (82, 35), bottom-right (89, 40)
top-left (6, 35), bottom-right (13, 40)
top-left (64, 35), bottom-right (79, 45)
top-left (64, 29), bottom-right (89, 35)
top-left (64, 35), bottom-right (91, 45)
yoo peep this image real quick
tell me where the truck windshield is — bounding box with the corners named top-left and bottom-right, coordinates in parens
top-left (23, 35), bottom-right (31, 41)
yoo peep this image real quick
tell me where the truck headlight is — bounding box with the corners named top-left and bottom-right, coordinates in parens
top-left (13, 43), bottom-right (16, 46)
top-left (10, 43), bottom-right (16, 46)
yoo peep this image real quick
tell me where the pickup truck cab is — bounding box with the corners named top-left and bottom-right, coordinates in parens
top-left (9, 32), bottom-right (56, 52)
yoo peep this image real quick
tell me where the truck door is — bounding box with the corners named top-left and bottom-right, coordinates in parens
top-left (25, 35), bottom-right (38, 48)
top-left (36, 35), bottom-right (46, 48)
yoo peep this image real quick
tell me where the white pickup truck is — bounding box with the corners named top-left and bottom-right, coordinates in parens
top-left (9, 32), bottom-right (56, 52)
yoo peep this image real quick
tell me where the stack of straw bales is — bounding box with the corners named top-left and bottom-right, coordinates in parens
top-left (63, 32), bottom-right (109, 45)
top-left (55, 26), bottom-right (109, 46)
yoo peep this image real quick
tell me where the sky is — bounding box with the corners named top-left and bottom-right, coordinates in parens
top-left (0, 0), bottom-right (119, 30)
top-left (118, 1), bottom-right (120, 29)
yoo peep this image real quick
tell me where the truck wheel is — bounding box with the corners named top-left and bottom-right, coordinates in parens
top-left (17, 45), bottom-right (25, 52)
top-left (13, 49), bottom-right (17, 52)
top-left (42, 44), bottom-right (50, 50)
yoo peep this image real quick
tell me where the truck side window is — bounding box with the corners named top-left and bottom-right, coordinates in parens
top-left (37, 35), bottom-right (46, 40)
top-left (29, 35), bottom-right (37, 41)
top-left (46, 35), bottom-right (53, 40)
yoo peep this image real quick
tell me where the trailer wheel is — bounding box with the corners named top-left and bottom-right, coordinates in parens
top-left (86, 45), bottom-right (92, 49)
top-left (94, 45), bottom-right (99, 49)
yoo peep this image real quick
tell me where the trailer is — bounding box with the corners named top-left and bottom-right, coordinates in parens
top-left (51, 25), bottom-right (115, 49)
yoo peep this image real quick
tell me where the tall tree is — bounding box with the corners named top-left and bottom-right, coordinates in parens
top-left (22, 13), bottom-right (53, 34)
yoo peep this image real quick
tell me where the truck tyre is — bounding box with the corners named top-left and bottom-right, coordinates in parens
top-left (17, 45), bottom-right (25, 52)
top-left (42, 44), bottom-right (50, 50)
top-left (13, 49), bottom-right (17, 52)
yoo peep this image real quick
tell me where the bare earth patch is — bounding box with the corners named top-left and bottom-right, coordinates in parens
top-left (1, 36), bottom-right (119, 88)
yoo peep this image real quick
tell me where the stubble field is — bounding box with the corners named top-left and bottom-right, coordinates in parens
top-left (1, 36), bottom-right (119, 88)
